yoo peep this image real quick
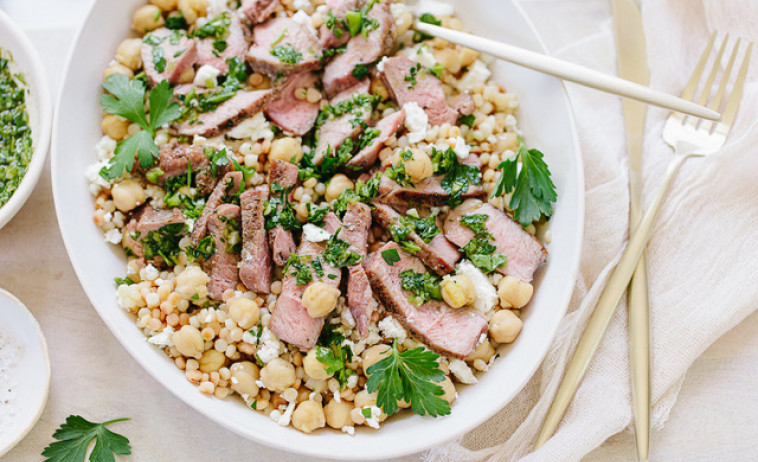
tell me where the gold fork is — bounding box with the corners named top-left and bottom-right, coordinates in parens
top-left (534, 32), bottom-right (753, 451)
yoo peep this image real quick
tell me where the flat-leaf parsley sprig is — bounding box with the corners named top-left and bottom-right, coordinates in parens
top-left (42, 415), bottom-right (131, 462)
top-left (491, 136), bottom-right (557, 227)
top-left (366, 340), bottom-right (450, 417)
top-left (99, 74), bottom-right (181, 180)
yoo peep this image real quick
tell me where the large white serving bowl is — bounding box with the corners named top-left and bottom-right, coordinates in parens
top-left (52, 0), bottom-right (584, 459)
top-left (0, 10), bottom-right (53, 230)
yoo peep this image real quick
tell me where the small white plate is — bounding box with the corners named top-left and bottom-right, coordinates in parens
top-left (0, 288), bottom-right (51, 457)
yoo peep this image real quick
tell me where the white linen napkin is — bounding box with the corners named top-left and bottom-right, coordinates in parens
top-left (423, 0), bottom-right (758, 460)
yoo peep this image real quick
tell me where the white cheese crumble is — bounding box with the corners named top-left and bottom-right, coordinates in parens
top-left (256, 327), bottom-right (285, 363)
top-left (206, 0), bottom-right (228, 17)
top-left (363, 405), bottom-right (382, 429)
top-left (103, 229), bottom-right (122, 245)
top-left (302, 223), bottom-right (331, 242)
top-left (341, 425), bottom-right (355, 436)
top-left (291, 9), bottom-right (316, 33)
top-left (377, 55), bottom-right (389, 72)
top-left (389, 2), bottom-right (408, 19)
top-left (141, 264), bottom-right (160, 281)
top-left (456, 260), bottom-right (497, 312)
top-left (403, 102), bottom-right (429, 144)
top-left (293, 0), bottom-right (310, 10)
top-left (270, 401), bottom-right (296, 426)
top-left (227, 112), bottom-right (274, 140)
top-left (194, 64), bottom-right (221, 89)
top-left (378, 316), bottom-right (407, 341)
top-left (333, 389), bottom-right (342, 404)
top-left (413, 0), bottom-right (454, 17)
top-left (147, 326), bottom-right (175, 347)
top-left (85, 160), bottom-right (112, 195)
top-left (449, 358), bottom-right (478, 384)
top-left (458, 60), bottom-right (491, 91)
top-left (346, 374), bottom-right (359, 389)
top-left (452, 135), bottom-right (470, 160)
top-left (95, 135), bottom-right (117, 161)
top-left (405, 44), bottom-right (436, 68)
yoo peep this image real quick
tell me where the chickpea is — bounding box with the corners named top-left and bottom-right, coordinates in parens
top-left (260, 358), bottom-right (296, 392)
top-left (302, 282), bottom-right (340, 318)
top-left (111, 179), bottom-right (146, 212)
top-left (132, 5), bottom-right (165, 34)
top-left (434, 48), bottom-right (462, 74)
top-left (440, 275), bottom-right (476, 308)
top-left (178, 66), bottom-right (195, 84)
top-left (361, 344), bottom-right (390, 375)
top-left (178, 0), bottom-right (208, 25)
top-left (230, 361), bottom-right (260, 396)
top-left (227, 297), bottom-right (260, 329)
top-left (269, 137), bottom-right (303, 164)
top-left (439, 376), bottom-right (456, 404)
top-left (325, 174), bottom-right (354, 202)
top-left (199, 349), bottom-right (226, 372)
top-left (370, 76), bottom-right (389, 101)
top-left (466, 339), bottom-right (495, 363)
top-left (172, 325), bottom-right (204, 358)
top-left (150, 0), bottom-right (178, 11)
top-left (459, 47), bottom-right (480, 68)
top-left (101, 114), bottom-right (129, 141)
top-left (292, 400), bottom-right (326, 433)
top-left (398, 149), bottom-right (433, 183)
top-left (303, 348), bottom-right (332, 380)
top-left (115, 39), bottom-right (143, 71)
top-left (324, 399), bottom-right (353, 429)
top-left (103, 63), bottom-right (134, 80)
top-left (489, 309), bottom-right (523, 344)
top-left (497, 276), bottom-right (534, 308)
top-left (353, 389), bottom-right (377, 409)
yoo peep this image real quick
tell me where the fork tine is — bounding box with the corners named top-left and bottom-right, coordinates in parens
top-left (708, 38), bottom-right (741, 112)
top-left (681, 31), bottom-right (718, 101)
top-left (720, 41), bottom-right (753, 129)
top-left (696, 35), bottom-right (730, 107)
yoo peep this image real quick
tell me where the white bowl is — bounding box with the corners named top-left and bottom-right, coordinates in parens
top-left (0, 288), bottom-right (51, 457)
top-left (52, 0), bottom-right (584, 459)
top-left (0, 10), bottom-right (53, 230)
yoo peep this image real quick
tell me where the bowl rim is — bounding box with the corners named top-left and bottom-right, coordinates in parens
top-left (51, 0), bottom-right (585, 458)
top-left (0, 10), bottom-right (53, 230)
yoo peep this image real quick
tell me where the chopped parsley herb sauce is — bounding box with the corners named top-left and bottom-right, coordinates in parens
top-left (0, 53), bottom-right (32, 209)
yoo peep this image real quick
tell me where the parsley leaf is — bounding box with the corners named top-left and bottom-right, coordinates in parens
top-left (399, 270), bottom-right (443, 305)
top-left (491, 136), bottom-right (557, 226)
top-left (381, 248), bottom-right (400, 266)
top-left (388, 212), bottom-right (440, 254)
top-left (323, 231), bottom-right (362, 267)
top-left (366, 340), bottom-right (450, 417)
top-left (42, 415), bottom-right (131, 462)
top-left (283, 254), bottom-right (317, 286)
top-left (264, 183), bottom-right (301, 231)
top-left (457, 113), bottom-right (475, 128)
top-left (431, 146), bottom-right (481, 207)
top-left (459, 214), bottom-right (508, 273)
top-left (270, 44), bottom-right (303, 64)
top-left (191, 12), bottom-right (231, 39)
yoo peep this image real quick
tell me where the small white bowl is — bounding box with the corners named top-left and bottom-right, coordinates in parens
top-left (0, 288), bottom-right (51, 457)
top-left (0, 10), bottom-right (53, 230)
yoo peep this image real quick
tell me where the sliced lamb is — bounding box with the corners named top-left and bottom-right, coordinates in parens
top-left (205, 204), bottom-right (242, 300)
top-left (136, 207), bottom-right (186, 234)
top-left (380, 55), bottom-right (458, 126)
top-left (246, 17), bottom-right (322, 76)
top-left (239, 0), bottom-right (278, 24)
top-left (265, 72), bottom-right (321, 136)
top-left (122, 219), bottom-right (143, 258)
top-left (443, 199), bottom-right (547, 281)
top-left (347, 264), bottom-right (373, 336)
top-left (338, 202), bottom-right (373, 337)
top-left (157, 144), bottom-right (208, 182)
top-left (267, 160), bottom-right (299, 266)
top-left (450, 92), bottom-right (475, 116)
top-left (313, 80), bottom-right (372, 164)
top-left (347, 109), bottom-right (405, 171)
top-left (239, 188), bottom-right (272, 294)
top-left (372, 203), bottom-right (460, 276)
top-left (322, 1), bottom-right (394, 97)
top-left (376, 156), bottom-right (484, 206)
top-left (191, 171), bottom-right (243, 246)
top-left (176, 89), bottom-right (271, 137)
top-left (196, 15), bottom-right (249, 74)
top-left (319, 0), bottom-right (358, 49)
top-left (141, 28), bottom-right (198, 87)
top-left (337, 201), bottom-right (371, 258)
top-left (365, 242), bottom-right (487, 359)
top-left (269, 213), bottom-right (343, 350)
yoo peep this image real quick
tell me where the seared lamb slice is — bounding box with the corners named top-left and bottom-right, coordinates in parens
top-left (197, 15), bottom-right (249, 74)
top-left (444, 199), bottom-right (547, 281)
top-left (313, 80), bottom-right (372, 164)
top-left (347, 109), bottom-right (405, 171)
top-left (239, 188), bottom-right (272, 294)
top-left (206, 204), bottom-right (242, 300)
top-left (337, 202), bottom-right (373, 337)
top-left (136, 207), bottom-right (185, 234)
top-left (319, 0), bottom-right (358, 48)
top-left (122, 219), bottom-right (144, 258)
top-left (176, 89), bottom-right (272, 137)
top-left (322, 1), bottom-right (394, 97)
top-left (269, 213), bottom-right (343, 350)
top-left (191, 171), bottom-right (243, 245)
top-left (376, 155), bottom-right (484, 206)
top-left (337, 202), bottom-right (371, 258)
top-left (265, 72), bottom-right (320, 136)
top-left (372, 203), bottom-right (459, 276)
top-left (380, 56), bottom-right (458, 126)
top-left (141, 28), bottom-right (198, 87)
top-left (267, 160), bottom-right (299, 266)
top-left (157, 144), bottom-right (208, 182)
top-left (450, 92), bottom-right (475, 116)
top-left (240, 0), bottom-right (278, 24)
top-left (246, 17), bottom-right (322, 76)
top-left (365, 242), bottom-right (487, 359)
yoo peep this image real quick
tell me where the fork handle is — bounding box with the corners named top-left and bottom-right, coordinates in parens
top-left (534, 153), bottom-right (689, 449)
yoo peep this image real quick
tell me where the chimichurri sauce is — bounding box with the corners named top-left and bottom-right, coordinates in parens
top-left (0, 53), bottom-right (32, 208)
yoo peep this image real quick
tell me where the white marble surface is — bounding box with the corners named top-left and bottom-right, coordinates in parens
top-left (0, 0), bottom-right (756, 460)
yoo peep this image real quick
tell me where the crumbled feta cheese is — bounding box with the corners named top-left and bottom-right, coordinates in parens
top-left (95, 136), bottom-right (117, 161)
top-left (390, 2), bottom-right (408, 19)
top-left (85, 160), bottom-right (112, 195)
top-left (341, 425), bottom-right (356, 436)
top-left (257, 327), bottom-right (285, 363)
top-left (378, 316), bottom-right (407, 340)
top-left (205, 0), bottom-right (228, 16)
top-left (194, 64), bottom-right (221, 88)
top-left (302, 223), bottom-right (331, 242)
top-left (291, 10), bottom-right (316, 32)
top-left (408, 45), bottom-right (436, 68)
top-left (456, 261), bottom-right (497, 312)
top-left (346, 374), bottom-right (359, 389)
top-left (458, 60), bottom-right (491, 91)
top-left (377, 56), bottom-right (389, 73)
top-left (341, 306), bottom-right (356, 328)
top-left (365, 324), bottom-right (382, 346)
top-left (403, 102), bottom-right (428, 144)
top-left (449, 359), bottom-right (477, 384)
top-left (333, 389), bottom-right (342, 404)
top-left (293, 0), bottom-right (310, 10)
top-left (242, 331), bottom-right (256, 344)
top-left (452, 135), bottom-right (470, 160)
top-left (192, 134), bottom-right (207, 146)
top-left (363, 405), bottom-right (382, 429)
top-left (147, 326), bottom-right (175, 347)
top-left (255, 379), bottom-right (265, 389)
top-left (103, 229), bottom-right (122, 245)
top-left (505, 114), bottom-right (519, 132)
top-left (227, 112), bottom-right (274, 140)
top-left (315, 4), bottom-right (328, 15)
top-left (141, 264), bottom-right (160, 281)
top-left (273, 401), bottom-right (296, 426)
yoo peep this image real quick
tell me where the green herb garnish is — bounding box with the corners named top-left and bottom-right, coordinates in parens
top-left (323, 231), bottom-right (362, 267)
top-left (192, 12), bottom-right (231, 39)
top-left (412, 13), bottom-right (442, 43)
top-left (457, 113), bottom-right (475, 128)
top-left (431, 146), bottom-right (481, 207)
top-left (405, 63), bottom-right (421, 89)
top-left (458, 214), bottom-right (508, 273)
top-left (42, 415), bottom-right (131, 462)
top-left (140, 222), bottom-right (187, 265)
top-left (270, 44), bottom-right (303, 64)
top-left (388, 212), bottom-right (440, 254)
top-left (264, 183), bottom-right (301, 231)
top-left (381, 248), bottom-right (400, 266)
top-left (316, 324), bottom-right (355, 388)
top-left (399, 270), bottom-right (442, 305)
